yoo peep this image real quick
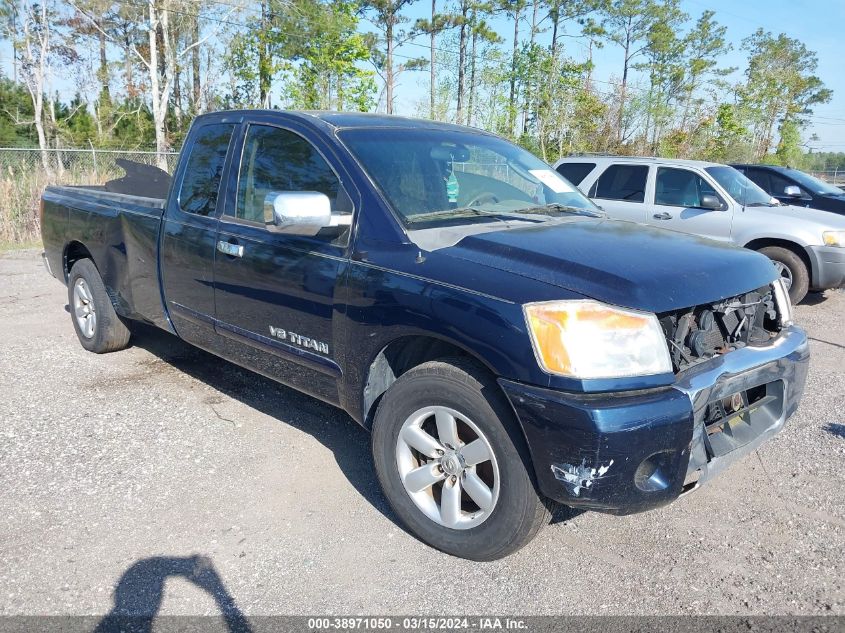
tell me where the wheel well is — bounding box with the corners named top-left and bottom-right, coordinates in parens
top-left (360, 336), bottom-right (542, 489)
top-left (63, 241), bottom-right (94, 282)
top-left (362, 336), bottom-right (486, 428)
top-left (743, 238), bottom-right (811, 275)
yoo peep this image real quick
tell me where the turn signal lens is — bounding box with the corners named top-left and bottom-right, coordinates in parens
top-left (822, 230), bottom-right (845, 247)
top-left (524, 300), bottom-right (673, 379)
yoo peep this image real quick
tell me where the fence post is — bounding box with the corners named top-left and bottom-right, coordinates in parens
top-left (89, 142), bottom-right (98, 181)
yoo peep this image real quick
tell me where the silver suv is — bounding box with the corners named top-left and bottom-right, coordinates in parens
top-left (554, 156), bottom-right (845, 303)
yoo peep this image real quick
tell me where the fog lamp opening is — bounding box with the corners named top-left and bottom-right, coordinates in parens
top-left (634, 451), bottom-right (676, 492)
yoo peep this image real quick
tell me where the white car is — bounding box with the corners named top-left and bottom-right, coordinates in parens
top-left (554, 156), bottom-right (845, 303)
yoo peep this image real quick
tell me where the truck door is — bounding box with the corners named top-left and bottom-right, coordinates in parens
top-left (649, 167), bottom-right (733, 241)
top-left (160, 121), bottom-right (237, 350)
top-left (211, 122), bottom-right (353, 404)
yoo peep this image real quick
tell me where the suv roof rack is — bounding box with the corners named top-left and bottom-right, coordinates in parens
top-left (563, 154), bottom-right (668, 161)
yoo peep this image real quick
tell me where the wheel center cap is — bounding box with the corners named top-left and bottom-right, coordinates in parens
top-left (441, 451), bottom-right (464, 476)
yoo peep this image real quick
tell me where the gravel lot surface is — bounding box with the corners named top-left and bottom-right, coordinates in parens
top-left (1, 248), bottom-right (843, 617)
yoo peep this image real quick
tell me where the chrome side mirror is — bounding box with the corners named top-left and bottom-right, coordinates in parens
top-left (263, 191), bottom-right (351, 236)
top-left (699, 194), bottom-right (724, 211)
top-left (783, 185), bottom-right (802, 198)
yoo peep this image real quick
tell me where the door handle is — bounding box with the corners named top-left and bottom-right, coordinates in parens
top-left (217, 240), bottom-right (244, 258)
top-left (652, 212), bottom-right (672, 220)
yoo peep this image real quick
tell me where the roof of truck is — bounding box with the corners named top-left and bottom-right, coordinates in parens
top-left (308, 111), bottom-right (485, 132)
top-left (730, 163), bottom-right (792, 171)
top-left (200, 109), bottom-right (492, 135)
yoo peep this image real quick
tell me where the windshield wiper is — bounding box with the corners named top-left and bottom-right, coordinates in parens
top-left (520, 203), bottom-right (605, 217)
top-left (745, 201), bottom-right (777, 207)
top-left (407, 207), bottom-right (548, 224)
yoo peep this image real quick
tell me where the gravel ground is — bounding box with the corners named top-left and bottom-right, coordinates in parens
top-left (0, 248), bottom-right (843, 617)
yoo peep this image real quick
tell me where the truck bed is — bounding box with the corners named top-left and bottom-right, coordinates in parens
top-left (46, 185), bottom-right (166, 211)
top-left (41, 185), bottom-right (170, 330)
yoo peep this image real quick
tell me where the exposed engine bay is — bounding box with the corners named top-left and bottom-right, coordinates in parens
top-left (659, 286), bottom-right (781, 372)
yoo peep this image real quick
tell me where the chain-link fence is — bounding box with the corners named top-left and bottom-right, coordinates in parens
top-left (3, 146), bottom-right (843, 247)
top-left (0, 148), bottom-right (179, 245)
top-left (808, 170), bottom-right (845, 187)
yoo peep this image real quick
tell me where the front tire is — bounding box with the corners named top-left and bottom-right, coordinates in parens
top-left (371, 358), bottom-right (550, 561)
top-left (758, 245), bottom-right (809, 304)
top-left (68, 259), bottom-right (131, 353)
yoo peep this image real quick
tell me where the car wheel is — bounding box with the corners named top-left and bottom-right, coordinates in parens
top-left (371, 358), bottom-right (550, 561)
top-left (68, 259), bottom-right (131, 353)
top-left (758, 246), bottom-right (809, 304)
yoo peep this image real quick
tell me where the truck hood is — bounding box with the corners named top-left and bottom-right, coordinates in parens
top-left (442, 218), bottom-right (777, 313)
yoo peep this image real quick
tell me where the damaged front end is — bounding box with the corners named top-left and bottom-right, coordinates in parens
top-left (658, 286), bottom-right (782, 373)
top-left (500, 282), bottom-right (809, 515)
top-left (551, 459), bottom-right (615, 497)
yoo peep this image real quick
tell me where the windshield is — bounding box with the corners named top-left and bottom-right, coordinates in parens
top-left (339, 128), bottom-right (599, 225)
top-left (705, 166), bottom-right (774, 206)
top-left (782, 168), bottom-right (843, 195)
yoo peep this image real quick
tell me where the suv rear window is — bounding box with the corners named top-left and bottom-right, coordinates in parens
top-left (591, 164), bottom-right (648, 203)
top-left (555, 162), bottom-right (595, 186)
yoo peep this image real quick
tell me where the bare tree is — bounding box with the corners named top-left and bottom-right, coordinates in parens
top-left (363, 0), bottom-right (423, 114)
top-left (72, 0), bottom-right (237, 167)
top-left (14, 1), bottom-right (53, 171)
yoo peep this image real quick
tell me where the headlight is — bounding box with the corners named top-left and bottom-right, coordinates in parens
top-left (523, 300), bottom-right (673, 379)
top-left (771, 278), bottom-right (794, 327)
top-left (823, 230), bottom-right (845, 247)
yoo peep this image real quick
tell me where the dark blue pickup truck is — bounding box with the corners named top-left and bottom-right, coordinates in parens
top-left (41, 111), bottom-right (809, 560)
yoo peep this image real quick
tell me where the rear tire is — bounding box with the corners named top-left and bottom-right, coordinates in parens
top-left (371, 358), bottom-right (550, 561)
top-left (758, 246), bottom-right (809, 304)
top-left (68, 259), bottom-right (131, 353)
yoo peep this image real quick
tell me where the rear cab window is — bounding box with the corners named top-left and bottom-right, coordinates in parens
top-left (555, 162), bottom-right (596, 186)
top-left (590, 164), bottom-right (649, 203)
top-left (177, 123), bottom-right (236, 216)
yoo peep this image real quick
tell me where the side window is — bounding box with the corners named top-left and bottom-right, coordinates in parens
top-left (555, 162), bottom-right (596, 186)
top-left (655, 168), bottom-right (720, 207)
top-left (233, 125), bottom-right (351, 230)
top-left (593, 164), bottom-right (648, 202)
top-left (768, 172), bottom-right (802, 197)
top-left (178, 123), bottom-right (235, 216)
top-left (744, 168), bottom-right (772, 194)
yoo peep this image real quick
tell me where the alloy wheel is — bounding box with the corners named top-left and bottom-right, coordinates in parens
top-left (395, 406), bottom-right (500, 530)
top-left (73, 278), bottom-right (97, 338)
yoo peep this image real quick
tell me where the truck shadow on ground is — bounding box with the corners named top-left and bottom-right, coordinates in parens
top-left (94, 555), bottom-right (251, 633)
top-left (127, 323), bottom-right (399, 526)
top-left (127, 323), bottom-right (584, 536)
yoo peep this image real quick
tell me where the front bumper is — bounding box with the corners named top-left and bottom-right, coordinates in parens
top-left (500, 325), bottom-right (809, 514)
top-left (806, 245), bottom-right (845, 289)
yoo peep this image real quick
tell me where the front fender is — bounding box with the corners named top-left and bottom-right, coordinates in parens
top-left (736, 228), bottom-right (813, 251)
top-left (336, 259), bottom-right (539, 423)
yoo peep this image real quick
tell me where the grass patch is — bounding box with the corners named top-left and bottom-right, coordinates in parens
top-left (0, 240), bottom-right (42, 252)
top-left (0, 151), bottom-right (174, 246)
